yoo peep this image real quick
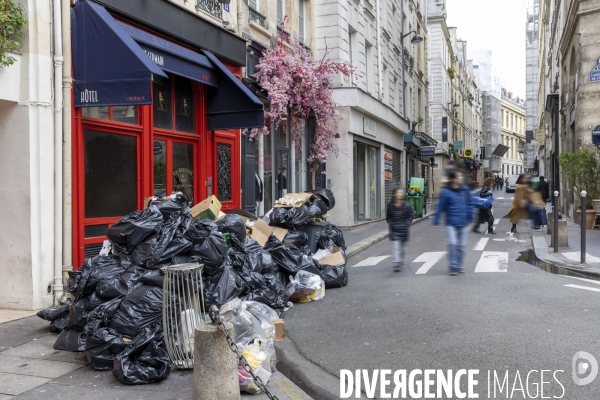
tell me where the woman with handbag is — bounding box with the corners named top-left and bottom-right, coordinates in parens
top-left (473, 177), bottom-right (496, 234)
top-left (503, 173), bottom-right (541, 233)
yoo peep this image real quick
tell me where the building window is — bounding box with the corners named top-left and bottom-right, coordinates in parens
top-left (365, 43), bottom-right (370, 93)
top-left (153, 74), bottom-right (196, 133)
top-left (349, 30), bottom-right (355, 86)
top-left (277, 0), bottom-right (284, 23)
top-left (248, 0), bottom-right (258, 10)
top-left (298, 0), bottom-right (306, 43)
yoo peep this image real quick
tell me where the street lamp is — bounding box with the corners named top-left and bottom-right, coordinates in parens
top-left (401, 30), bottom-right (423, 119)
top-left (447, 101), bottom-right (459, 109)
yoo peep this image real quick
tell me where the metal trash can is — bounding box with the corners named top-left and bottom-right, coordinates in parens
top-left (304, 221), bottom-right (328, 254)
top-left (161, 263), bottom-right (206, 369)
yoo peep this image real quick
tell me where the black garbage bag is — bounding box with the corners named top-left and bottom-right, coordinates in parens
top-left (70, 296), bottom-right (94, 330)
top-left (129, 236), bottom-right (157, 266)
top-left (112, 325), bottom-right (171, 385)
top-left (110, 285), bottom-right (163, 338)
top-left (306, 198), bottom-right (329, 219)
top-left (311, 188), bottom-right (336, 211)
top-left (147, 213), bottom-right (193, 269)
top-left (65, 270), bottom-right (82, 295)
top-left (217, 214), bottom-right (246, 247)
top-left (270, 207), bottom-right (291, 227)
top-left (317, 235), bottom-right (335, 250)
top-left (72, 256), bottom-right (125, 298)
top-left (203, 263), bottom-right (244, 307)
top-left (240, 288), bottom-right (288, 312)
top-left (325, 224), bottom-right (346, 251)
top-left (50, 315), bottom-right (72, 333)
top-left (259, 250), bottom-right (276, 274)
top-left (264, 239), bottom-right (303, 274)
top-left (85, 327), bottom-right (127, 371)
top-left (96, 265), bottom-right (146, 299)
top-left (272, 206), bottom-right (310, 230)
top-left (85, 292), bottom-right (105, 311)
top-left (54, 329), bottom-right (86, 352)
top-left (37, 305), bottom-right (70, 322)
top-left (263, 272), bottom-right (290, 300)
top-left (107, 206), bottom-right (163, 254)
top-left (283, 230), bottom-right (308, 247)
top-left (151, 193), bottom-right (188, 221)
top-left (188, 231), bottom-right (228, 276)
top-left (85, 297), bottom-right (123, 335)
top-left (228, 238), bottom-right (264, 273)
top-left (318, 264), bottom-right (348, 288)
top-left (298, 255), bottom-right (323, 278)
top-left (299, 245), bottom-right (312, 256)
top-left (139, 270), bottom-right (164, 288)
top-left (185, 218), bottom-right (218, 243)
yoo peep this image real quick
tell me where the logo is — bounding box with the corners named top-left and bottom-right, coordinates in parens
top-left (572, 351), bottom-right (598, 386)
top-left (143, 50), bottom-right (164, 66)
top-left (80, 89), bottom-right (98, 104)
top-left (464, 148), bottom-right (473, 158)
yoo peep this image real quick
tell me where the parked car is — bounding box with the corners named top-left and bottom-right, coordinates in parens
top-left (505, 175), bottom-right (519, 193)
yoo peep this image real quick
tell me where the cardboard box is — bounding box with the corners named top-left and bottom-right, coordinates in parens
top-left (191, 195), bottom-right (222, 220)
top-left (274, 192), bottom-right (313, 208)
top-left (229, 209), bottom-right (288, 246)
top-left (273, 319), bottom-right (286, 341)
top-left (317, 247), bottom-right (346, 266)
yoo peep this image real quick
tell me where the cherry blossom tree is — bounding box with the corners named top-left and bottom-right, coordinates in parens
top-left (251, 23), bottom-right (357, 188)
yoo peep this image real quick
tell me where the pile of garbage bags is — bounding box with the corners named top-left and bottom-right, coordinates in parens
top-left (37, 189), bottom-right (348, 392)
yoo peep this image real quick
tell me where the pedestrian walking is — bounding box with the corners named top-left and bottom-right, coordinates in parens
top-left (499, 176), bottom-right (504, 191)
top-left (473, 177), bottom-right (496, 234)
top-left (537, 176), bottom-right (549, 202)
top-left (433, 169), bottom-right (475, 275)
top-left (386, 188), bottom-right (415, 272)
top-left (495, 175), bottom-right (501, 191)
top-left (503, 173), bottom-right (544, 233)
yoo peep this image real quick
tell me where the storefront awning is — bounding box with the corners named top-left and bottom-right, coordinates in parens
top-left (73, 1), bottom-right (265, 130)
top-left (202, 50), bottom-right (265, 130)
top-left (72, 0), bottom-right (167, 107)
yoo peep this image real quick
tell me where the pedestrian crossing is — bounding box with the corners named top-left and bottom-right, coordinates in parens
top-left (562, 276), bottom-right (600, 294)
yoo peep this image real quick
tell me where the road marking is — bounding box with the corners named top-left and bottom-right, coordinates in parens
top-left (473, 238), bottom-right (489, 251)
top-left (564, 284), bottom-right (600, 293)
top-left (510, 197), bottom-right (514, 200)
top-left (413, 252), bottom-right (447, 274)
top-left (563, 276), bottom-right (600, 286)
top-left (351, 256), bottom-right (390, 267)
top-left (497, 197), bottom-right (505, 200)
top-left (561, 252), bottom-right (600, 264)
top-left (474, 251), bottom-right (508, 272)
top-left (493, 219), bottom-right (500, 225)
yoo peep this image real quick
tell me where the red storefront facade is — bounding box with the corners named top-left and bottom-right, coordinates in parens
top-left (71, 0), bottom-right (262, 268)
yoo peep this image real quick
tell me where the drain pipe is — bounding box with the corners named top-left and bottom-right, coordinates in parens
top-left (61, 0), bottom-right (73, 302)
top-left (53, 0), bottom-right (64, 305)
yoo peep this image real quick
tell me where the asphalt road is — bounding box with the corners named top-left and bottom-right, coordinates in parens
top-left (284, 192), bottom-right (600, 399)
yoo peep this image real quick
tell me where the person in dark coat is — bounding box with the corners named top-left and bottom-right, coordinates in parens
top-left (386, 188), bottom-right (416, 272)
top-left (537, 176), bottom-right (550, 202)
top-left (473, 177), bottom-right (496, 234)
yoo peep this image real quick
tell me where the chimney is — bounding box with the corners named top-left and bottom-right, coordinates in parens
top-left (508, 92), bottom-right (513, 99)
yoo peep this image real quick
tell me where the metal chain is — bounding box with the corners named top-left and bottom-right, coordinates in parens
top-left (209, 306), bottom-right (279, 400)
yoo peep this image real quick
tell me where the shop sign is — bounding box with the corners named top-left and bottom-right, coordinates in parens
top-left (454, 140), bottom-right (463, 149)
top-left (534, 128), bottom-right (546, 143)
top-left (420, 146), bottom-right (435, 157)
top-left (384, 149), bottom-right (393, 181)
top-left (590, 59), bottom-right (600, 82)
top-left (363, 118), bottom-right (377, 136)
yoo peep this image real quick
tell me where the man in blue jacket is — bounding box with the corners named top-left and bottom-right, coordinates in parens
top-left (433, 168), bottom-right (475, 275)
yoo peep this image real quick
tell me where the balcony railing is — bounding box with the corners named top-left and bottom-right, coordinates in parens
top-left (249, 7), bottom-right (267, 28)
top-left (196, 0), bottom-right (222, 20)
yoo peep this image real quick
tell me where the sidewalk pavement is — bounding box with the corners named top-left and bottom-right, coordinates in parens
top-left (531, 204), bottom-right (600, 279)
top-left (0, 315), bottom-right (310, 399)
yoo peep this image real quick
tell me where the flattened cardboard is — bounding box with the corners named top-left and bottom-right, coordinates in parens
top-left (273, 319), bottom-right (286, 341)
top-left (229, 209), bottom-right (288, 246)
top-left (191, 195), bottom-right (222, 220)
top-left (274, 192), bottom-right (313, 208)
top-left (317, 247), bottom-right (346, 266)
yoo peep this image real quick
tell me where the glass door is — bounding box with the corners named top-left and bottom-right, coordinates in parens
top-left (354, 141), bottom-right (380, 221)
top-left (215, 136), bottom-right (237, 212)
top-left (276, 148), bottom-right (290, 199)
top-left (153, 138), bottom-right (196, 206)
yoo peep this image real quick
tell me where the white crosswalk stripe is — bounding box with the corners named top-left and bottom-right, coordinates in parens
top-left (473, 238), bottom-right (489, 251)
top-left (351, 256), bottom-right (390, 267)
top-left (474, 251), bottom-right (508, 272)
top-left (413, 252), bottom-right (446, 274)
top-left (493, 219), bottom-right (500, 225)
top-left (497, 197), bottom-right (505, 200)
top-left (563, 276), bottom-right (600, 286)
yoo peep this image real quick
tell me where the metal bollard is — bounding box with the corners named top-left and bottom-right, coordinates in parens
top-left (553, 191), bottom-right (559, 254)
top-left (193, 322), bottom-right (240, 400)
top-left (581, 191), bottom-right (587, 264)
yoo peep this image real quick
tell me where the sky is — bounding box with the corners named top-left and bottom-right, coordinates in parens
top-left (446, 0), bottom-right (530, 98)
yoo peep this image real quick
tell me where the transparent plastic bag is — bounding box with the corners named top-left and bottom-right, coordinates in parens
top-left (286, 270), bottom-right (325, 302)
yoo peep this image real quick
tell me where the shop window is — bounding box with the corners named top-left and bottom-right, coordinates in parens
top-left (173, 143), bottom-right (195, 204)
top-left (82, 106), bottom-right (138, 124)
top-left (84, 130), bottom-right (137, 218)
top-left (153, 74), bottom-right (196, 133)
top-left (153, 139), bottom-right (196, 205)
top-left (217, 143), bottom-right (232, 201)
top-left (175, 77), bottom-right (195, 133)
top-left (153, 75), bottom-right (174, 130)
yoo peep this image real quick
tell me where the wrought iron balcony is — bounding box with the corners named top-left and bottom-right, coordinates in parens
top-left (196, 0), bottom-right (222, 20)
top-left (249, 7), bottom-right (267, 28)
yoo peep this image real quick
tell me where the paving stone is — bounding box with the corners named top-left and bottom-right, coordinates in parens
top-left (0, 372), bottom-right (51, 396)
top-left (0, 316), bottom-right (51, 352)
top-left (0, 355), bottom-right (82, 378)
top-left (2, 335), bottom-right (87, 364)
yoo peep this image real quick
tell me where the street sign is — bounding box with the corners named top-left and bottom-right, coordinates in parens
top-left (419, 146), bottom-right (435, 157)
top-left (534, 128), bottom-right (546, 143)
top-left (454, 140), bottom-right (463, 149)
top-left (464, 148), bottom-right (473, 158)
top-left (591, 61), bottom-right (600, 82)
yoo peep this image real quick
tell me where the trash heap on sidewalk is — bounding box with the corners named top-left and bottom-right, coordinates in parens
top-left (37, 189), bottom-right (348, 393)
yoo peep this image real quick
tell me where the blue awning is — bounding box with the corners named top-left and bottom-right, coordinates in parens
top-left (202, 50), bottom-right (265, 130)
top-left (72, 0), bottom-right (167, 107)
top-left (73, 0), bottom-right (264, 130)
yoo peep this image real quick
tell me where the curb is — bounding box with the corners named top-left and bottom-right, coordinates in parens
top-left (531, 234), bottom-right (600, 279)
top-left (345, 213), bottom-right (434, 259)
